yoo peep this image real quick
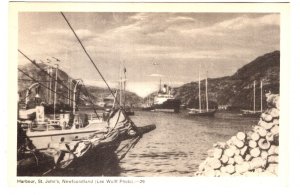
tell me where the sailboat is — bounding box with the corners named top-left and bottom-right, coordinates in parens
top-left (17, 12), bottom-right (155, 176)
top-left (241, 80), bottom-right (263, 117)
top-left (188, 65), bottom-right (216, 116)
top-left (119, 65), bottom-right (134, 115)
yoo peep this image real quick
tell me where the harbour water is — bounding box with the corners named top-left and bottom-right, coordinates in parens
top-left (117, 110), bottom-right (258, 176)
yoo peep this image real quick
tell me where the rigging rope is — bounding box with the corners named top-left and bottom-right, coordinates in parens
top-left (18, 50), bottom-right (75, 96)
top-left (18, 68), bottom-right (77, 103)
top-left (60, 12), bottom-right (119, 106)
top-left (81, 82), bottom-right (101, 120)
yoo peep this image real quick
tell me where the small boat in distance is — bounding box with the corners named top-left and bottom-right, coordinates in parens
top-left (188, 65), bottom-right (216, 117)
top-left (141, 96), bottom-right (153, 111)
top-left (241, 80), bottom-right (263, 117)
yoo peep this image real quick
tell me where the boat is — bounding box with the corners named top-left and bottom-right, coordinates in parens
top-left (151, 75), bottom-right (180, 112)
top-left (188, 65), bottom-right (216, 116)
top-left (17, 66), bottom-right (155, 177)
top-left (152, 84), bottom-right (181, 113)
top-left (17, 107), bottom-right (155, 176)
top-left (141, 96), bottom-right (153, 111)
top-left (17, 12), bottom-right (156, 176)
top-left (118, 65), bottom-right (134, 116)
top-left (241, 81), bottom-right (263, 117)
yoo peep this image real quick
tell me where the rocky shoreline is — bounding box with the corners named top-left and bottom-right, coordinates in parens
top-left (195, 93), bottom-right (280, 176)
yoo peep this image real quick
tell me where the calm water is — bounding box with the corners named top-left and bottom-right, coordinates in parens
top-left (116, 110), bottom-right (258, 177)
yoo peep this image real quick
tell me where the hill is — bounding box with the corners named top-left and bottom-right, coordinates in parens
top-left (160, 51), bottom-right (280, 110)
top-left (18, 63), bottom-right (142, 108)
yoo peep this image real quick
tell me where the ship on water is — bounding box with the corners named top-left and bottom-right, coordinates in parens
top-left (152, 83), bottom-right (181, 113)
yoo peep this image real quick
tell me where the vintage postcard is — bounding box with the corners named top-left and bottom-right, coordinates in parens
top-left (8, 1), bottom-right (290, 188)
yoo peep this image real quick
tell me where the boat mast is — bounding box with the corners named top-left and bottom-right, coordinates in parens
top-left (159, 77), bottom-right (161, 93)
top-left (206, 70), bottom-right (209, 112)
top-left (49, 66), bottom-right (52, 104)
top-left (54, 64), bottom-right (59, 119)
top-left (46, 66), bottom-right (49, 104)
top-left (260, 81), bottom-right (263, 112)
top-left (73, 80), bottom-right (81, 114)
top-left (119, 64), bottom-right (122, 106)
top-left (253, 80), bottom-right (256, 112)
top-left (198, 65), bottom-right (201, 112)
top-left (123, 66), bottom-right (126, 108)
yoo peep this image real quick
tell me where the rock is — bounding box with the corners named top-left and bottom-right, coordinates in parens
top-left (234, 139), bottom-right (245, 148)
top-left (235, 162), bottom-right (250, 174)
top-left (250, 147), bottom-right (261, 158)
top-left (195, 94), bottom-right (279, 177)
top-left (265, 132), bottom-right (274, 142)
top-left (234, 154), bottom-right (244, 164)
top-left (240, 146), bottom-right (248, 156)
top-left (224, 148), bottom-right (235, 158)
top-left (258, 138), bottom-right (271, 150)
top-left (213, 148), bottom-right (223, 159)
top-left (210, 159), bottom-right (222, 170)
top-left (258, 120), bottom-right (274, 130)
top-left (249, 140), bottom-right (258, 148)
top-left (225, 165), bottom-right (235, 174)
top-left (250, 157), bottom-right (266, 170)
top-left (236, 132), bottom-right (246, 141)
top-left (251, 132), bottom-right (260, 141)
top-left (220, 154), bottom-right (229, 164)
top-left (245, 154), bottom-right (252, 161)
top-left (203, 169), bottom-right (216, 177)
top-left (270, 125), bottom-right (279, 135)
top-left (266, 93), bottom-right (280, 110)
top-left (260, 151), bottom-right (269, 160)
top-left (273, 119), bottom-right (279, 125)
top-left (228, 157), bottom-right (235, 165)
top-left (267, 108), bottom-right (280, 118)
top-left (268, 155), bottom-right (278, 163)
top-left (261, 113), bottom-right (273, 122)
top-left (220, 166), bottom-right (227, 173)
top-left (256, 126), bottom-right (267, 137)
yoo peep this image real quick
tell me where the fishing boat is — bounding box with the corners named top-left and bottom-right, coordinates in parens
top-left (241, 81), bottom-right (263, 117)
top-left (188, 66), bottom-right (216, 116)
top-left (17, 12), bottom-right (156, 176)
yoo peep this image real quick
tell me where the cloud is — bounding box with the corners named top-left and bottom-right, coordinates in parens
top-left (19, 12), bottom-right (280, 92)
top-left (215, 14), bottom-right (279, 30)
top-left (148, 73), bottom-right (165, 77)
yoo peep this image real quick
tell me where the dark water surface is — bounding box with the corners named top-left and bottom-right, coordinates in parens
top-left (117, 110), bottom-right (257, 176)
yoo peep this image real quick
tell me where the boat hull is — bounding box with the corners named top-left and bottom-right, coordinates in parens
top-left (241, 110), bottom-right (262, 117)
top-left (152, 99), bottom-right (181, 113)
top-left (188, 109), bottom-right (217, 117)
top-left (17, 123), bottom-right (156, 176)
top-left (17, 141), bottom-right (121, 176)
top-left (26, 123), bottom-right (107, 149)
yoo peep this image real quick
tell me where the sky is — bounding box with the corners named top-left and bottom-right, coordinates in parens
top-left (18, 12), bottom-right (280, 97)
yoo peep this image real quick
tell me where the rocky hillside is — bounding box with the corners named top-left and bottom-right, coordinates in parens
top-left (18, 63), bottom-right (142, 108)
top-left (173, 51), bottom-right (280, 110)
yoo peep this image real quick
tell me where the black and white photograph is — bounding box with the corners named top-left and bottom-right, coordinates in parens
top-left (11, 2), bottom-right (288, 179)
